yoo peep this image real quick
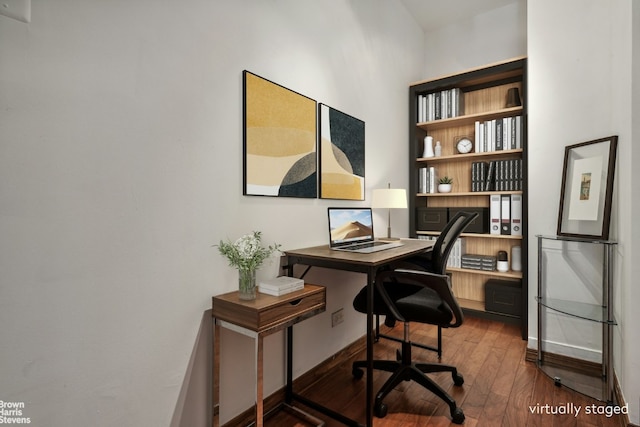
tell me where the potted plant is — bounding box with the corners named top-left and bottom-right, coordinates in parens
top-left (217, 231), bottom-right (281, 300)
top-left (438, 176), bottom-right (453, 193)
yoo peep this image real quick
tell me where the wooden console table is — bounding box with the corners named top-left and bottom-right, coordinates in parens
top-left (212, 284), bottom-right (326, 427)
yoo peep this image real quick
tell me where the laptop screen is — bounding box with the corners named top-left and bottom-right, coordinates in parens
top-left (328, 208), bottom-right (375, 247)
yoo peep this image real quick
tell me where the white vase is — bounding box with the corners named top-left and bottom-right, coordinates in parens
top-left (423, 136), bottom-right (434, 158)
top-left (438, 184), bottom-right (452, 193)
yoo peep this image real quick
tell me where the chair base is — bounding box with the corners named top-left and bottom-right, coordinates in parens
top-left (352, 341), bottom-right (465, 424)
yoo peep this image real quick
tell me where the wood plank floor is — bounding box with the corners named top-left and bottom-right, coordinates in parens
top-left (265, 316), bottom-right (625, 427)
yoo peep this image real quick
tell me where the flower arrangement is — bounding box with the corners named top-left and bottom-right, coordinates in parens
top-left (217, 231), bottom-right (281, 271)
top-left (217, 231), bottom-right (281, 299)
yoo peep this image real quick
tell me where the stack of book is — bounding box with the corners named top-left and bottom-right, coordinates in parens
top-left (473, 115), bottom-right (522, 153)
top-left (461, 254), bottom-right (497, 272)
top-left (471, 159), bottom-right (523, 192)
top-left (259, 276), bottom-right (304, 296)
top-left (417, 88), bottom-right (464, 122)
top-left (418, 166), bottom-right (438, 193)
top-left (415, 236), bottom-right (466, 268)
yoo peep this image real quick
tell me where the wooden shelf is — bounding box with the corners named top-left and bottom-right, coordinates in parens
top-left (417, 191), bottom-right (522, 197)
top-left (417, 106), bottom-right (523, 132)
top-left (409, 57), bottom-right (527, 337)
top-left (416, 231), bottom-right (523, 240)
top-left (417, 148), bottom-right (523, 164)
top-left (447, 267), bottom-right (523, 280)
top-left (457, 298), bottom-right (485, 312)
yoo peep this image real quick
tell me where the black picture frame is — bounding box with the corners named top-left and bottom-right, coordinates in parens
top-left (557, 136), bottom-right (618, 240)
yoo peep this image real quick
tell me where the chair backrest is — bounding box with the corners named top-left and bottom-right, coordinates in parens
top-left (430, 211), bottom-right (479, 274)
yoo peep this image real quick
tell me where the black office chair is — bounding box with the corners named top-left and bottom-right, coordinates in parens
top-left (376, 211), bottom-right (478, 357)
top-left (352, 269), bottom-right (466, 423)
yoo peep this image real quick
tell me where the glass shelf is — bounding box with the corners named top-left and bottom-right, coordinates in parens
top-left (536, 297), bottom-right (616, 325)
top-left (535, 234), bottom-right (618, 246)
top-left (536, 234), bottom-right (617, 404)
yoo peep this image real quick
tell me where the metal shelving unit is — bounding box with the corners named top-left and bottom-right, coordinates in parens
top-left (536, 234), bottom-right (617, 403)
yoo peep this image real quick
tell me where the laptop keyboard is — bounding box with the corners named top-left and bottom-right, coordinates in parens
top-left (347, 242), bottom-right (387, 250)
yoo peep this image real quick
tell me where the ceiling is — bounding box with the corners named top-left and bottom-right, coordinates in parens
top-left (399, 0), bottom-right (519, 31)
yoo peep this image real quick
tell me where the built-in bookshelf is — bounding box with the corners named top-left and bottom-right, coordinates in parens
top-left (409, 57), bottom-right (528, 338)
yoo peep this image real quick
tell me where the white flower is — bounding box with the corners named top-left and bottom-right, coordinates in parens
top-left (217, 231), bottom-right (281, 271)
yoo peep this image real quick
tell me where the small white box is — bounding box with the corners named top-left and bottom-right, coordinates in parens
top-left (259, 276), bottom-right (304, 296)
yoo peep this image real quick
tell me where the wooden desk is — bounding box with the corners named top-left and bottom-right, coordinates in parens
top-left (212, 284), bottom-right (326, 427)
top-left (284, 240), bottom-right (434, 427)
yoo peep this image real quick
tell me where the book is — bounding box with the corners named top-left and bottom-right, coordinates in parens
top-left (259, 276), bottom-right (304, 296)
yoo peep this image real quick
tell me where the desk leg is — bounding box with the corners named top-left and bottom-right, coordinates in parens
top-left (256, 334), bottom-right (264, 427)
top-left (366, 270), bottom-right (374, 427)
top-left (213, 320), bottom-right (220, 427)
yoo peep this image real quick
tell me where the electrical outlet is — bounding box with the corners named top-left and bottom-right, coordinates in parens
top-left (331, 309), bottom-right (344, 327)
top-left (0, 0), bottom-right (31, 23)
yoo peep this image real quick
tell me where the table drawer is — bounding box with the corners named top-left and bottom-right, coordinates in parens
top-left (212, 284), bottom-right (326, 333)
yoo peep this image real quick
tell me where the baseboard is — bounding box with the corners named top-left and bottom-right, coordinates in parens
top-left (525, 347), bottom-right (602, 377)
top-left (222, 336), bottom-right (366, 427)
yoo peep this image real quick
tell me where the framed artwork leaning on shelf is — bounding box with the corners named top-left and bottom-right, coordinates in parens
top-left (557, 136), bottom-right (618, 240)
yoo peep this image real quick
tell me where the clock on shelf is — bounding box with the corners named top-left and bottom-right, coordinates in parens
top-left (456, 137), bottom-right (473, 154)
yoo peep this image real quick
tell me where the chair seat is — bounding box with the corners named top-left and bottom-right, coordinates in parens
top-left (353, 282), bottom-right (453, 326)
top-left (395, 286), bottom-right (453, 325)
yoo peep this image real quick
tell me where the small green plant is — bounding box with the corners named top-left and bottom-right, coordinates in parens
top-left (439, 176), bottom-right (453, 184)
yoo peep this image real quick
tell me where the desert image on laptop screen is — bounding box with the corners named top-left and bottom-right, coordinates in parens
top-left (329, 209), bottom-right (373, 242)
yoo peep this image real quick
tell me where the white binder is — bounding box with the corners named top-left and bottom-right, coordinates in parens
top-left (511, 194), bottom-right (523, 236)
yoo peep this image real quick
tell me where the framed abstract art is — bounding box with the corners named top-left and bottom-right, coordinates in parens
top-left (318, 104), bottom-right (365, 200)
top-left (243, 71), bottom-right (317, 198)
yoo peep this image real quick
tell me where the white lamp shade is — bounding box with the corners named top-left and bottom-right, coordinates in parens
top-left (372, 188), bottom-right (407, 209)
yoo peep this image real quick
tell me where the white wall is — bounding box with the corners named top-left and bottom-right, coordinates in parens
top-left (421, 0), bottom-right (527, 78)
top-left (528, 0), bottom-right (639, 423)
top-left (0, 1), bottom-right (424, 426)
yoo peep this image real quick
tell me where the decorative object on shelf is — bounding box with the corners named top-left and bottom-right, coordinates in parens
top-left (434, 140), bottom-right (442, 157)
top-left (557, 136), bottom-right (618, 240)
top-left (496, 250), bottom-right (509, 272)
top-left (505, 87), bottom-right (522, 108)
top-left (216, 231), bottom-right (281, 300)
top-left (423, 135), bottom-right (435, 158)
top-left (455, 136), bottom-right (473, 154)
top-left (437, 176), bottom-right (453, 193)
top-left (243, 71), bottom-right (317, 198)
top-left (319, 103), bottom-right (365, 200)
top-left (511, 245), bottom-right (522, 272)
top-left (372, 183), bottom-right (408, 238)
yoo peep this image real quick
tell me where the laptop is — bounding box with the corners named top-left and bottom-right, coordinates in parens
top-left (327, 207), bottom-right (403, 253)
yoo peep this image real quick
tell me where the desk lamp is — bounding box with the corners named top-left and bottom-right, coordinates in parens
top-left (372, 183), bottom-right (407, 239)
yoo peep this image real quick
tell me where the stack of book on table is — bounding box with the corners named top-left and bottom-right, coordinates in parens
top-left (259, 276), bottom-right (304, 296)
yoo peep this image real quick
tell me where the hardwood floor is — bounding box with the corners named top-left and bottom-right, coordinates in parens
top-left (264, 317), bottom-right (625, 427)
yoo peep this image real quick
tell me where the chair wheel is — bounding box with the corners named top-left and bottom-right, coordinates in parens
top-left (374, 402), bottom-right (388, 418)
top-left (451, 407), bottom-right (465, 424)
top-left (352, 367), bottom-right (364, 380)
top-left (453, 372), bottom-right (464, 386)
